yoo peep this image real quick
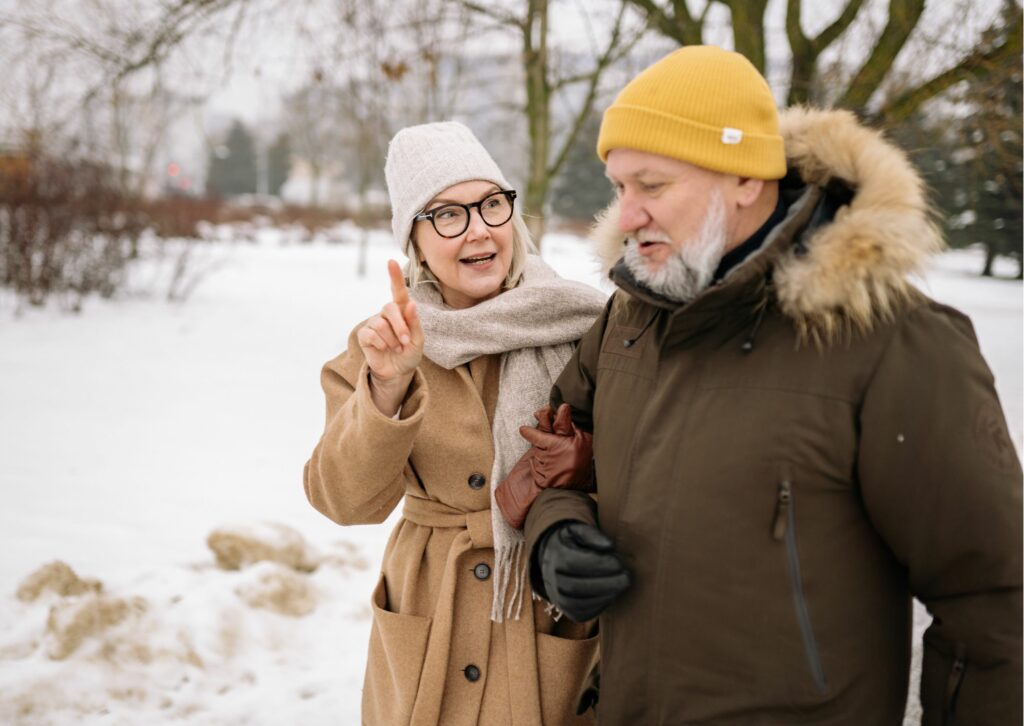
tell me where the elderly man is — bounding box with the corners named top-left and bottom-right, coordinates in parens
top-left (500, 46), bottom-right (1022, 724)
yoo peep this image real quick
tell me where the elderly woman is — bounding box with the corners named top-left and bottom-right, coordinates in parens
top-left (303, 121), bottom-right (606, 725)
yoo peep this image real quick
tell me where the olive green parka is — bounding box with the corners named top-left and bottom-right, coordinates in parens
top-left (524, 107), bottom-right (1022, 725)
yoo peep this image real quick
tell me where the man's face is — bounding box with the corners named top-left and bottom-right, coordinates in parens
top-left (605, 148), bottom-right (735, 275)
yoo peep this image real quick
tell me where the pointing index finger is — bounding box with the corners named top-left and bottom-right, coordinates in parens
top-left (388, 259), bottom-right (410, 306)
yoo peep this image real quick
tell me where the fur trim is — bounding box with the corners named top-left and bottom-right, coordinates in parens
top-left (590, 107), bottom-right (945, 344)
top-left (774, 107), bottom-right (944, 343)
top-left (592, 198), bottom-right (627, 279)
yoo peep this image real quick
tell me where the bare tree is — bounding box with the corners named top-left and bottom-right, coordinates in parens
top-left (2, 2), bottom-right (207, 200)
top-left (4, 0), bottom-right (647, 248)
top-left (455, 0), bottom-right (645, 243)
top-left (284, 83), bottom-right (345, 207)
top-left (624, 0), bottom-right (1023, 124)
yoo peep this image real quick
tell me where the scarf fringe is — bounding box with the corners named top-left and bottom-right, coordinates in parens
top-left (490, 531), bottom-right (528, 623)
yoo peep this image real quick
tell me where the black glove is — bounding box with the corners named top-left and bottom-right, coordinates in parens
top-left (535, 521), bottom-right (632, 623)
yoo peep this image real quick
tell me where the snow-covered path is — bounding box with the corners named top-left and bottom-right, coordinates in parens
top-left (0, 232), bottom-right (1019, 725)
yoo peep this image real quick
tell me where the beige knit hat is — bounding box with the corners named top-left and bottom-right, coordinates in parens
top-left (385, 121), bottom-right (512, 257)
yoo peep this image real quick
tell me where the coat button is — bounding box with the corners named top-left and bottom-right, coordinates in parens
top-left (467, 473), bottom-right (485, 490)
top-left (464, 664), bottom-right (481, 682)
top-left (473, 563), bottom-right (491, 580)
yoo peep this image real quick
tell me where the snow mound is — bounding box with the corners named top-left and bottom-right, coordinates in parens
top-left (322, 539), bottom-right (371, 572)
top-left (16, 560), bottom-right (102, 602)
top-left (0, 527), bottom-right (374, 724)
top-left (207, 521), bottom-right (320, 572)
top-left (45, 592), bottom-right (149, 660)
top-left (235, 563), bottom-right (317, 617)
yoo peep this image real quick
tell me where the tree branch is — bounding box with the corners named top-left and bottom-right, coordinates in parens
top-left (626, 0), bottom-right (703, 45)
top-left (785, 0), bottom-right (809, 54)
top-left (812, 0), bottom-right (868, 52)
top-left (875, 3), bottom-right (1023, 123)
top-left (547, 4), bottom-right (644, 179)
top-left (453, 0), bottom-right (523, 29)
top-left (698, 1), bottom-right (714, 25)
top-left (219, 0), bottom-right (251, 85)
top-left (551, 21), bottom-right (642, 91)
top-left (786, 0), bottom-right (867, 105)
top-left (839, 0), bottom-right (926, 111)
top-left (669, 0), bottom-right (696, 26)
top-left (785, 0), bottom-right (814, 105)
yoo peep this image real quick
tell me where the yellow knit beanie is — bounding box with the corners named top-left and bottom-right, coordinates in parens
top-left (598, 45), bottom-right (785, 179)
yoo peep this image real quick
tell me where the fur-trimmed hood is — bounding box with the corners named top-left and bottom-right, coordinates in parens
top-left (591, 107), bottom-right (944, 342)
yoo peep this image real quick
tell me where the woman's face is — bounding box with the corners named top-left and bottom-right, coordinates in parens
top-left (413, 180), bottom-right (515, 309)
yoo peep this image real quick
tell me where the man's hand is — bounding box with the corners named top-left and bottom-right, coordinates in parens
top-left (536, 521), bottom-right (632, 622)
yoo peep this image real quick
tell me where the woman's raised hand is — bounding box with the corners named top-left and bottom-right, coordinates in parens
top-left (357, 260), bottom-right (425, 414)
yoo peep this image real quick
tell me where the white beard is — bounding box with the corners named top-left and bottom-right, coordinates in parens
top-left (623, 191), bottom-right (728, 303)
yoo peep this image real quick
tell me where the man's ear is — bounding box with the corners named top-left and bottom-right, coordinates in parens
top-left (734, 177), bottom-right (765, 209)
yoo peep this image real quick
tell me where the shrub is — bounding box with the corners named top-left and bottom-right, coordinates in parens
top-left (0, 149), bottom-right (145, 309)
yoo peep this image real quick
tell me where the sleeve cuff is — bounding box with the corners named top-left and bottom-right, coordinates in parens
top-left (354, 361), bottom-right (429, 427)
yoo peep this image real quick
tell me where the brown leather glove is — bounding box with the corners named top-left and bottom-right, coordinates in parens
top-left (495, 403), bottom-right (595, 529)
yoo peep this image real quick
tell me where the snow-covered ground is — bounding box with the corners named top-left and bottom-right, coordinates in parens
top-left (0, 230), bottom-right (1019, 725)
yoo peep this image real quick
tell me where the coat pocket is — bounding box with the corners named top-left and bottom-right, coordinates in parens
top-left (771, 477), bottom-right (828, 695)
top-left (362, 572), bottom-right (432, 726)
top-left (536, 629), bottom-right (600, 724)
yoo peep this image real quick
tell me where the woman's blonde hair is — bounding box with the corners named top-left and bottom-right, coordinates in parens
top-left (406, 206), bottom-right (537, 294)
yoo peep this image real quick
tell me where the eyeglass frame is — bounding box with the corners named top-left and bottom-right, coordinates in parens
top-left (413, 189), bottom-right (518, 239)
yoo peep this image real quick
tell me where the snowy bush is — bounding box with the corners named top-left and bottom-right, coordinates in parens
top-left (0, 149), bottom-right (145, 310)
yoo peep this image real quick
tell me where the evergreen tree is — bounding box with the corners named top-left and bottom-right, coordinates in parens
top-left (206, 120), bottom-right (258, 197)
top-left (551, 112), bottom-right (613, 222)
top-left (904, 63), bottom-right (1022, 277)
top-left (267, 132), bottom-right (291, 197)
top-left (944, 58), bottom-right (1023, 278)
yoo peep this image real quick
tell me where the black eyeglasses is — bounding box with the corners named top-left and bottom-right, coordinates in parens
top-left (414, 190), bottom-right (517, 238)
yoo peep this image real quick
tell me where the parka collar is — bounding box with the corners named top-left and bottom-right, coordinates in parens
top-left (608, 181), bottom-right (824, 348)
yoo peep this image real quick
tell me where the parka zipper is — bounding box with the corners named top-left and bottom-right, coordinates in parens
top-left (772, 479), bottom-right (827, 694)
top-left (943, 645), bottom-right (967, 726)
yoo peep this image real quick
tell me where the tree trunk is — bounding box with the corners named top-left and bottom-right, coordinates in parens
top-left (784, 0), bottom-right (828, 106)
top-left (308, 163), bottom-right (321, 208)
top-left (982, 242), bottom-right (996, 277)
top-left (357, 189), bottom-right (369, 278)
top-left (523, 0), bottom-right (550, 248)
top-left (723, 0), bottom-right (768, 73)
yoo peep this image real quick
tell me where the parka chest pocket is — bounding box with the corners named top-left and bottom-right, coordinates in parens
top-left (596, 323), bottom-right (657, 382)
top-left (771, 476), bottom-right (828, 696)
top-left (601, 325), bottom-right (645, 359)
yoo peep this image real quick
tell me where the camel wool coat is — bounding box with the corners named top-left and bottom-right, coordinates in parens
top-left (304, 324), bottom-right (598, 726)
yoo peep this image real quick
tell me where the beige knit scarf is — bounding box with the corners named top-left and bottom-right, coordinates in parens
top-left (411, 255), bottom-right (606, 621)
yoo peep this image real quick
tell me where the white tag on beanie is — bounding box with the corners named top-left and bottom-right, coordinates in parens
top-left (721, 127), bottom-right (743, 144)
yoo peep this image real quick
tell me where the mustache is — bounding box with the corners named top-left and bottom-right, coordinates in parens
top-left (626, 229), bottom-right (671, 245)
